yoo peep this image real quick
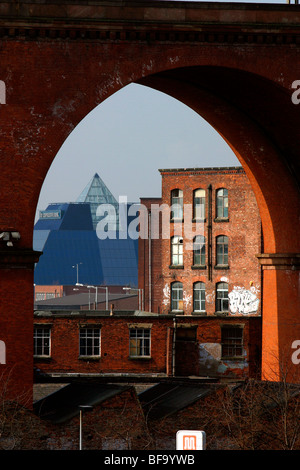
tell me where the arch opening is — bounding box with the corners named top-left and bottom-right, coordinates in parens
top-left (137, 65), bottom-right (300, 254)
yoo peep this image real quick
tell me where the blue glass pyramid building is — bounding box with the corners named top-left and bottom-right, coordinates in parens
top-left (33, 173), bottom-right (138, 287)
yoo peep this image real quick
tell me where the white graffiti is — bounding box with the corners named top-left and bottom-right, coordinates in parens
top-left (205, 291), bottom-right (215, 305)
top-left (163, 284), bottom-right (170, 306)
top-left (183, 291), bottom-right (192, 307)
top-left (228, 286), bottom-right (260, 315)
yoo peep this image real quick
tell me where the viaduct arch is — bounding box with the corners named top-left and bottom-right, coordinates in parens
top-left (0, 1), bottom-right (299, 401)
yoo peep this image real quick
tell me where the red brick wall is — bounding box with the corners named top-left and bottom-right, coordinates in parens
top-left (0, 265), bottom-right (35, 405)
top-left (34, 285), bottom-right (63, 301)
top-left (34, 314), bottom-right (170, 375)
top-left (34, 313), bottom-right (261, 379)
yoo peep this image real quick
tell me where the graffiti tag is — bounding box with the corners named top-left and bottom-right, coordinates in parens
top-left (183, 291), bottom-right (192, 308)
top-left (163, 284), bottom-right (170, 306)
top-left (228, 286), bottom-right (259, 315)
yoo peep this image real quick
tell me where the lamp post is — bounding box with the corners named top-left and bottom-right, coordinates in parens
top-left (72, 262), bottom-right (82, 284)
top-left (74, 283), bottom-right (91, 309)
top-left (123, 287), bottom-right (144, 311)
top-left (87, 285), bottom-right (98, 310)
top-left (88, 285), bottom-right (109, 310)
top-left (97, 286), bottom-right (109, 310)
top-left (77, 284), bottom-right (108, 310)
top-left (79, 405), bottom-right (93, 450)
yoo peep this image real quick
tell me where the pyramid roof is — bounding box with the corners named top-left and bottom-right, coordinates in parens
top-left (76, 173), bottom-right (118, 206)
top-left (76, 173), bottom-right (119, 230)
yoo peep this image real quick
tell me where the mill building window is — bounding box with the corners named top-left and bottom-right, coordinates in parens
top-left (221, 325), bottom-right (244, 359)
top-left (216, 235), bottom-right (228, 266)
top-left (193, 282), bottom-right (206, 313)
top-left (171, 236), bottom-right (183, 266)
top-left (79, 327), bottom-right (101, 357)
top-left (171, 281), bottom-right (184, 312)
top-left (193, 235), bottom-right (206, 267)
top-left (193, 189), bottom-right (206, 220)
top-left (216, 282), bottom-right (229, 313)
top-left (129, 328), bottom-right (151, 358)
top-left (216, 188), bottom-right (228, 219)
top-left (171, 189), bottom-right (183, 220)
top-left (34, 326), bottom-right (51, 357)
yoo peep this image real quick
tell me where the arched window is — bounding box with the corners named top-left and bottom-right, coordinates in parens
top-left (171, 281), bottom-right (183, 312)
top-left (171, 189), bottom-right (183, 220)
top-left (193, 282), bottom-right (206, 313)
top-left (216, 188), bottom-right (228, 219)
top-left (193, 189), bottom-right (205, 220)
top-left (216, 282), bottom-right (229, 312)
top-left (193, 235), bottom-right (206, 266)
top-left (216, 235), bottom-right (228, 266)
top-left (171, 236), bottom-right (183, 266)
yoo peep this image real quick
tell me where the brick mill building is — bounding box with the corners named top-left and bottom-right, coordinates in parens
top-left (34, 166), bottom-right (262, 380)
top-left (138, 166), bottom-right (262, 377)
top-left (139, 167), bottom-right (262, 317)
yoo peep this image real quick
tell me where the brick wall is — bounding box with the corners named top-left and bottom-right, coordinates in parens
top-left (34, 312), bottom-right (261, 379)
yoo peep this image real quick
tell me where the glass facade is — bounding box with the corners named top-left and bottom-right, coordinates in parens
top-left (33, 174), bottom-right (138, 287)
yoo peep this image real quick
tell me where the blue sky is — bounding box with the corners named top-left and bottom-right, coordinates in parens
top-left (36, 0), bottom-right (289, 215)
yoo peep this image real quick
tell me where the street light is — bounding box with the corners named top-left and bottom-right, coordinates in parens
top-left (87, 285), bottom-right (109, 310)
top-left (87, 285), bottom-right (98, 310)
top-left (97, 286), bottom-right (109, 310)
top-left (76, 284), bottom-right (109, 310)
top-left (74, 283), bottom-right (91, 309)
top-left (79, 405), bottom-right (93, 450)
top-left (72, 262), bottom-right (82, 284)
top-left (123, 287), bottom-right (144, 311)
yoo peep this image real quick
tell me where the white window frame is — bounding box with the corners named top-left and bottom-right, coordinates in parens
top-left (79, 327), bottom-right (101, 357)
top-left (34, 326), bottom-right (51, 357)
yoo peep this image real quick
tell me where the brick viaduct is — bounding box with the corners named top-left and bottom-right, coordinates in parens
top-left (0, 1), bottom-right (299, 402)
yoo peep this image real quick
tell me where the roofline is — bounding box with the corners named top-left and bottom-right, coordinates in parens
top-left (159, 166), bottom-right (244, 174)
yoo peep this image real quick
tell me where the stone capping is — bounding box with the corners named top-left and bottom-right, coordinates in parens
top-left (0, 23), bottom-right (300, 45)
top-left (159, 166), bottom-right (245, 175)
top-left (256, 253), bottom-right (300, 270)
top-left (127, 323), bottom-right (153, 329)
